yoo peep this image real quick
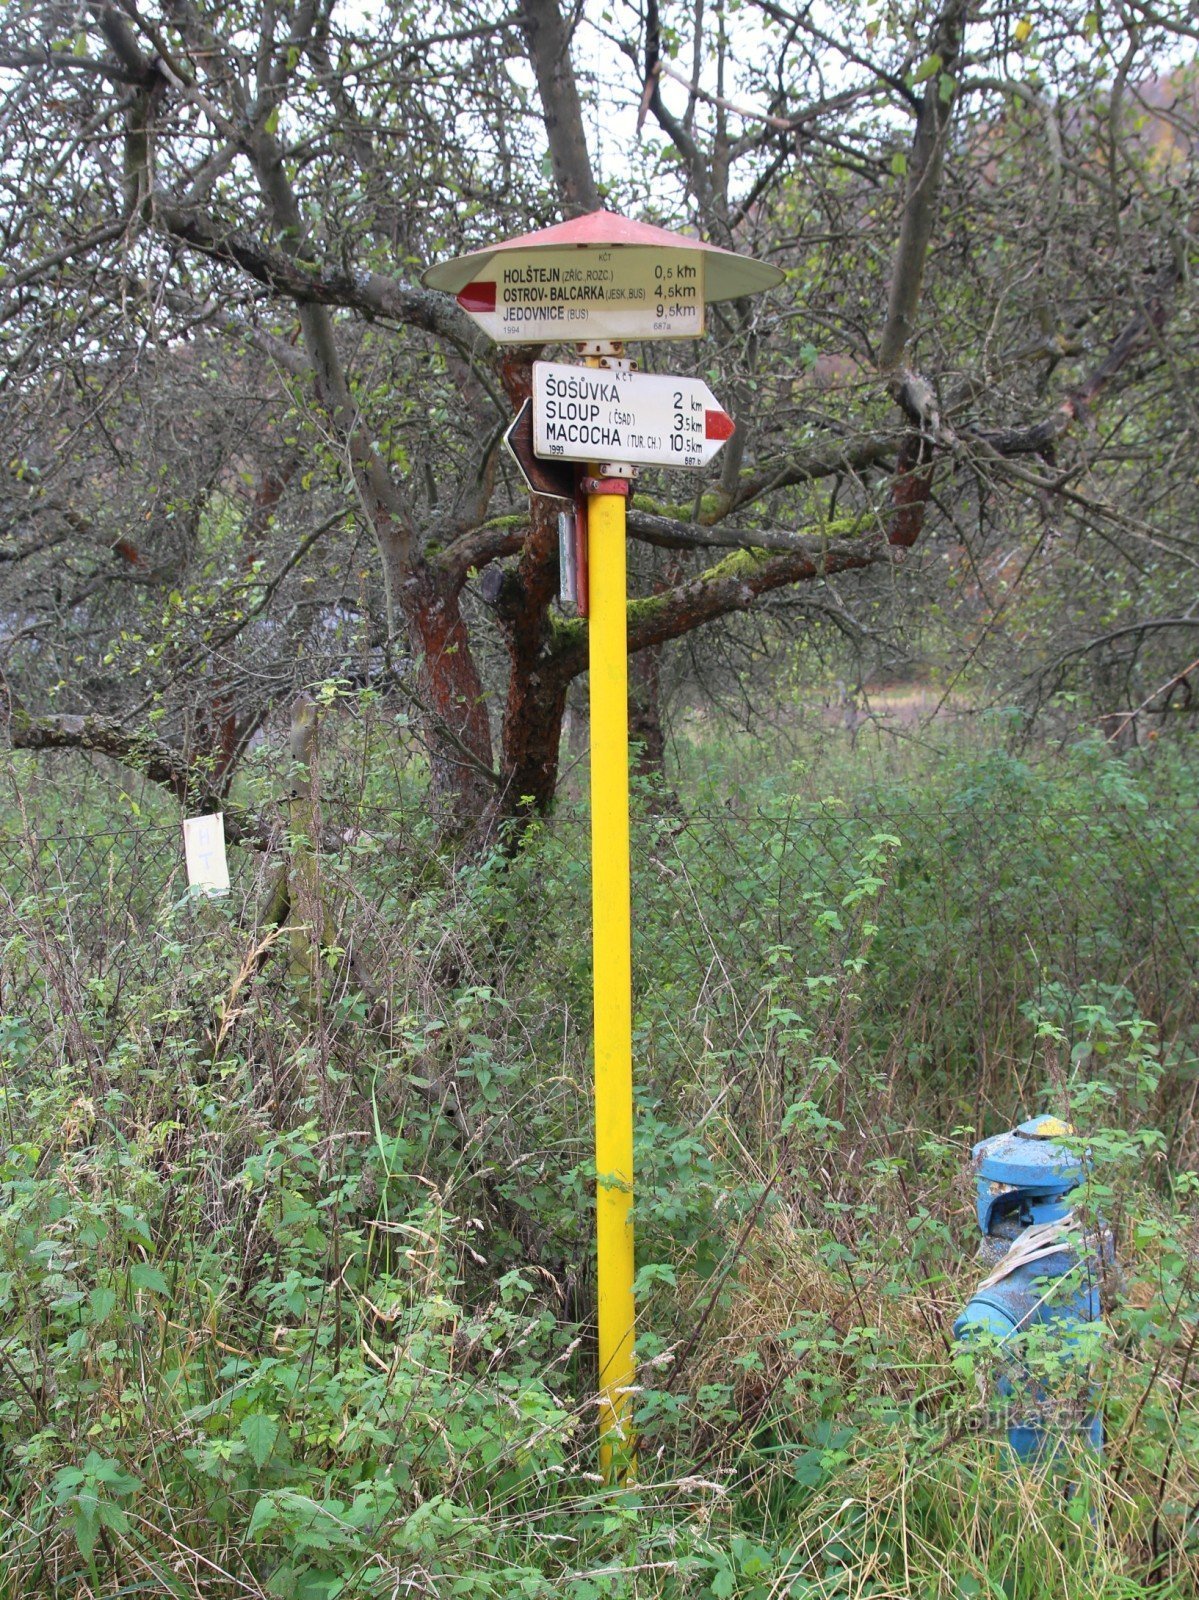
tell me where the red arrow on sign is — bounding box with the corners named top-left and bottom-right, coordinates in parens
top-left (457, 281), bottom-right (497, 314)
top-left (532, 362), bottom-right (734, 469)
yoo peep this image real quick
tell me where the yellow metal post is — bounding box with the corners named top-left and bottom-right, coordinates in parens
top-left (587, 482), bottom-right (636, 1481)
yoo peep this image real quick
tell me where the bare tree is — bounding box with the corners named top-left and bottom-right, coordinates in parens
top-left (1, 0), bottom-right (1195, 842)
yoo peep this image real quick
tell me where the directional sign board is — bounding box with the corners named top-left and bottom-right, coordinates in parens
top-left (503, 399), bottom-right (576, 500)
top-left (532, 361), bottom-right (734, 470)
top-left (456, 249), bottom-right (705, 344)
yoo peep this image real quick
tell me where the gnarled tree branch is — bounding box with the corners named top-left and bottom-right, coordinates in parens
top-left (7, 709), bottom-right (273, 849)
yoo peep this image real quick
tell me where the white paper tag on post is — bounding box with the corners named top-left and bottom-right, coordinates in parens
top-left (183, 813), bottom-right (230, 896)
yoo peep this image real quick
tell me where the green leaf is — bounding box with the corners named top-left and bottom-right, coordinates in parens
top-left (248, 1493), bottom-right (280, 1538)
top-left (130, 1263), bottom-right (169, 1295)
top-left (711, 1562), bottom-right (736, 1598)
top-left (891, 151), bottom-right (908, 177)
top-left (97, 1501), bottom-right (130, 1535)
top-left (264, 107), bottom-right (280, 135)
top-left (53, 1467), bottom-right (86, 1500)
top-left (241, 1412), bottom-right (281, 1470)
top-left (73, 1506), bottom-right (99, 1560)
top-left (89, 1285), bottom-right (117, 1323)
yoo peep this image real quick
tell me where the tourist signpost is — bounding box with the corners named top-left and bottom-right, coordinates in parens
top-left (447, 246), bottom-right (706, 342)
top-left (502, 398), bottom-right (576, 501)
top-left (424, 211), bottom-right (782, 1480)
top-left (531, 362), bottom-right (734, 470)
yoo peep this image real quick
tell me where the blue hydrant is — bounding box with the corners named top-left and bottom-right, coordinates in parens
top-left (953, 1115), bottom-right (1113, 1461)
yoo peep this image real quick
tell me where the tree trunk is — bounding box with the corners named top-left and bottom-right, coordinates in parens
top-left (479, 488), bottom-right (572, 836)
top-left (517, 0), bottom-right (601, 216)
top-left (629, 639), bottom-right (666, 778)
top-left (877, 0), bottom-right (967, 373)
top-left (628, 552), bottom-right (683, 779)
top-left (286, 695), bottom-right (324, 994)
top-left (492, 676), bottom-right (570, 829)
top-left (401, 564), bottom-right (498, 829)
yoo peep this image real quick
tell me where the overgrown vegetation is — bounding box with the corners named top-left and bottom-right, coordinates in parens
top-left (4, 0), bottom-right (1197, 1587)
top-left (5, 0), bottom-right (1198, 841)
top-left (1, 716), bottom-right (1196, 1598)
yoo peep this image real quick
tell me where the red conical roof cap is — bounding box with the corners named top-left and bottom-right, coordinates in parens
top-left (422, 209), bottom-right (782, 302)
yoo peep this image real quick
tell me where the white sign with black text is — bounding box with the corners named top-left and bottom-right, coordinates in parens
top-left (456, 248), bottom-right (706, 343)
top-left (531, 362), bottom-right (734, 469)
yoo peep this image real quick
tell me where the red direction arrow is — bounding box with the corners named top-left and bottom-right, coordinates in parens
top-left (503, 399), bottom-right (576, 501)
top-left (531, 362), bottom-right (734, 469)
top-left (457, 281), bottom-right (497, 314)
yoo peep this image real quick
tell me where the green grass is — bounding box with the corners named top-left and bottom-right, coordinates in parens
top-left (0, 719), bottom-right (1196, 1597)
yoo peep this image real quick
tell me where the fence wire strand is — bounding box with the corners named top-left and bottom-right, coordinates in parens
top-left (0, 784), bottom-right (1193, 1079)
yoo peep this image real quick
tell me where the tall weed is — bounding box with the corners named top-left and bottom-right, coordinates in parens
top-left (0, 728), bottom-right (1195, 1595)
